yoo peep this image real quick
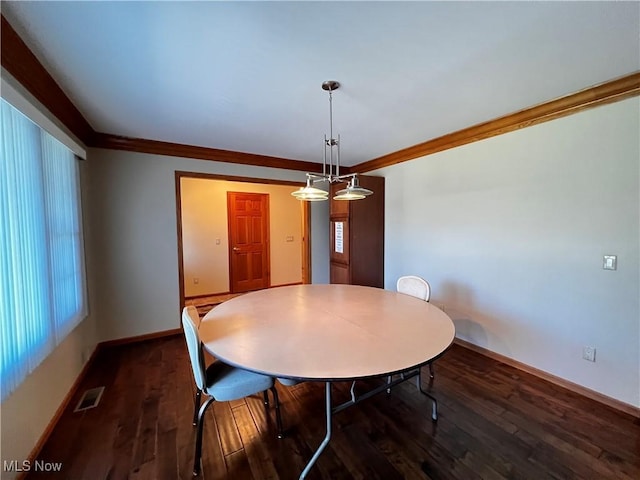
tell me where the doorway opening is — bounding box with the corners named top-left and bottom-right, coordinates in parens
top-left (175, 171), bottom-right (311, 313)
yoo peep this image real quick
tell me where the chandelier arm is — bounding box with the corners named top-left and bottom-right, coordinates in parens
top-left (334, 173), bottom-right (355, 182)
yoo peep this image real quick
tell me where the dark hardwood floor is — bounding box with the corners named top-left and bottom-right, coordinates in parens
top-left (26, 335), bottom-right (639, 480)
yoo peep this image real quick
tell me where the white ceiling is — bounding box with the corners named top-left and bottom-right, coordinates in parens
top-left (3, 1), bottom-right (639, 167)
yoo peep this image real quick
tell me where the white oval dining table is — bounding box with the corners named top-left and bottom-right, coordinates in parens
top-left (200, 284), bottom-right (455, 478)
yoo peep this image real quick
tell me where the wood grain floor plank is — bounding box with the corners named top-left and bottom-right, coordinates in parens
top-left (345, 395), bottom-right (438, 479)
top-left (244, 387), bottom-right (310, 480)
top-left (224, 449), bottom-right (254, 480)
top-left (156, 427), bottom-right (178, 480)
top-left (24, 338), bottom-right (639, 480)
top-left (198, 409), bottom-right (228, 479)
top-left (232, 403), bottom-right (280, 479)
top-left (212, 401), bottom-right (243, 455)
top-left (286, 382), bottom-right (354, 480)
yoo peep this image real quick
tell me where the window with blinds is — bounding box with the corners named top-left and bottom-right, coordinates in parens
top-left (0, 98), bottom-right (88, 401)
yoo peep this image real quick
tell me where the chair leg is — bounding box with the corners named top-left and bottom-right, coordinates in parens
top-left (429, 362), bottom-right (435, 380)
top-left (192, 389), bottom-right (202, 426)
top-left (193, 397), bottom-right (215, 476)
top-left (269, 385), bottom-right (284, 439)
top-left (263, 390), bottom-right (269, 406)
top-left (386, 375), bottom-right (392, 394)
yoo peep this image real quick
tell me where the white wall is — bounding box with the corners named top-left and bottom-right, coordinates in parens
top-left (375, 97), bottom-right (640, 407)
top-left (311, 198), bottom-right (330, 284)
top-left (88, 148), bottom-right (329, 341)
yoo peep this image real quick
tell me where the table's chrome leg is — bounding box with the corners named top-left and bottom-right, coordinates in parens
top-left (300, 382), bottom-right (332, 479)
top-left (417, 369), bottom-right (438, 421)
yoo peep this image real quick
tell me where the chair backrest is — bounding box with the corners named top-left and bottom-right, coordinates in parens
top-left (182, 306), bottom-right (207, 391)
top-left (397, 275), bottom-right (431, 301)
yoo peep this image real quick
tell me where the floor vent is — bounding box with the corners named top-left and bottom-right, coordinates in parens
top-left (74, 386), bottom-right (105, 412)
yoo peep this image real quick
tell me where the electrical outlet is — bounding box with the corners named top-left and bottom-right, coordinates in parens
top-left (582, 345), bottom-right (596, 362)
top-left (603, 255), bottom-right (617, 270)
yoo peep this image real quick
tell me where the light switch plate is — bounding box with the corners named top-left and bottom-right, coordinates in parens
top-left (603, 255), bottom-right (617, 270)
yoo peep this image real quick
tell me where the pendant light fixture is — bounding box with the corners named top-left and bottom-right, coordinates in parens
top-left (333, 176), bottom-right (372, 200)
top-left (291, 81), bottom-right (373, 202)
top-left (290, 177), bottom-right (330, 201)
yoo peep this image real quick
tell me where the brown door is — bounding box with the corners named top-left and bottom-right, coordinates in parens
top-left (227, 192), bottom-right (270, 293)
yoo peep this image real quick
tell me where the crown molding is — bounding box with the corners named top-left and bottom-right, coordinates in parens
top-left (3, 13), bottom-right (636, 176)
top-left (92, 133), bottom-right (332, 174)
top-left (174, 171), bottom-right (304, 187)
top-left (352, 72), bottom-right (640, 174)
top-left (1, 14), bottom-right (96, 145)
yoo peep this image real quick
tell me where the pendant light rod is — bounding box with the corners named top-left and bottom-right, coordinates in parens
top-left (292, 80), bottom-right (374, 201)
top-left (323, 80), bottom-right (340, 179)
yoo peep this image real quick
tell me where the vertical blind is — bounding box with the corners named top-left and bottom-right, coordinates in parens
top-left (0, 98), bottom-right (87, 402)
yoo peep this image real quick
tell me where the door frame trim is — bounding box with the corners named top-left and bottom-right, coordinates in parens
top-left (174, 171), bottom-right (311, 316)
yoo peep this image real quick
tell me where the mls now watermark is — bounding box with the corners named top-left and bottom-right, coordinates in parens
top-left (4, 459), bottom-right (63, 472)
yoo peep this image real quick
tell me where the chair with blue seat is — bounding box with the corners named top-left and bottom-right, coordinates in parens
top-left (182, 306), bottom-right (283, 476)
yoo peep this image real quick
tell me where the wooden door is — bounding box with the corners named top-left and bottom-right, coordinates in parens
top-left (227, 192), bottom-right (270, 293)
top-left (329, 176), bottom-right (385, 287)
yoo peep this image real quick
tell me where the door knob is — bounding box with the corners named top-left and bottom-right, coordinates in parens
top-left (233, 247), bottom-right (239, 251)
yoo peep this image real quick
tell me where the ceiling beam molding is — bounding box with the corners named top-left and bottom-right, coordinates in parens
top-left (352, 71), bottom-right (640, 174)
top-left (175, 171), bottom-right (304, 187)
top-left (92, 133), bottom-right (337, 174)
top-left (3, 11), bottom-right (636, 176)
top-left (1, 14), bottom-right (96, 145)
